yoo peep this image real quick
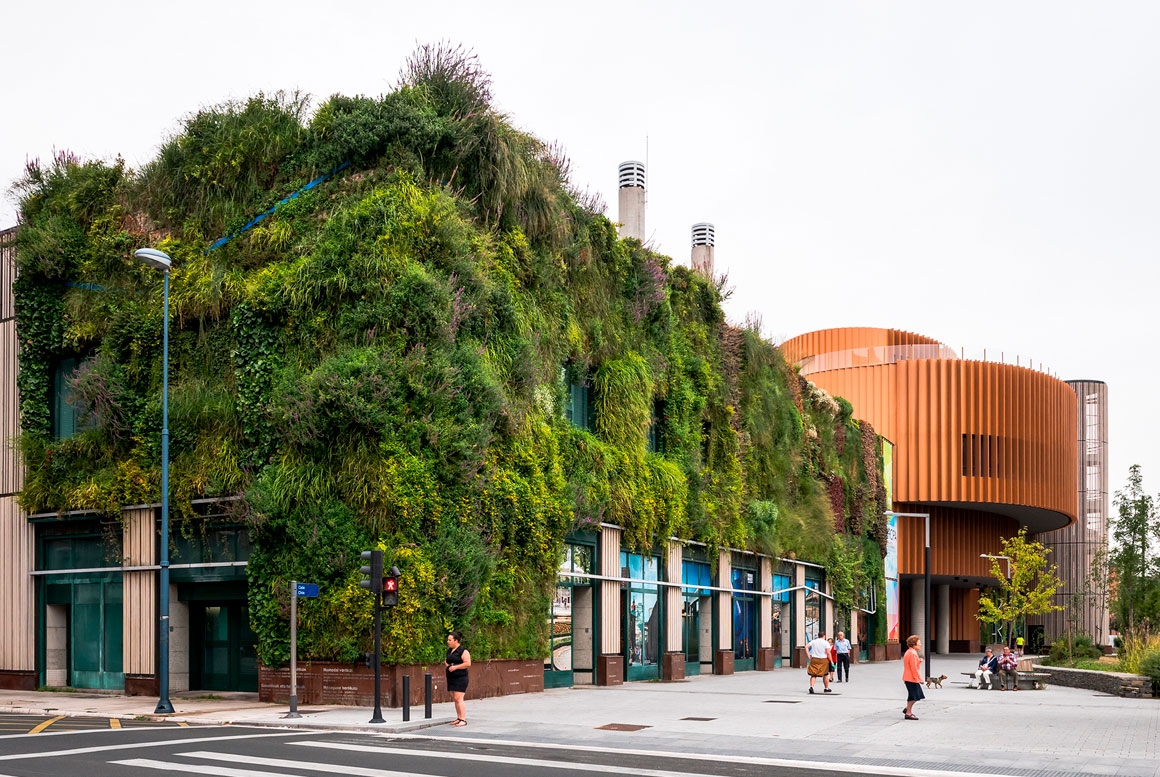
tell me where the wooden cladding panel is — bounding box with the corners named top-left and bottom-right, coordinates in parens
top-left (0, 496), bottom-right (34, 670)
top-left (896, 506), bottom-right (1019, 577)
top-left (666, 540), bottom-right (683, 652)
top-left (0, 320), bottom-right (20, 495)
top-left (122, 506), bottom-right (156, 676)
top-left (950, 587), bottom-right (981, 641)
top-left (600, 527), bottom-right (621, 654)
top-left (780, 329), bottom-right (1077, 523)
top-left (0, 228), bottom-right (14, 323)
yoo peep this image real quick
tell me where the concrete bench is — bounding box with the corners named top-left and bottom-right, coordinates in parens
top-left (962, 671), bottom-right (1000, 690)
top-left (1016, 671), bottom-right (1050, 690)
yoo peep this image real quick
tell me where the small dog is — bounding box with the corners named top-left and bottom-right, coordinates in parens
top-left (925, 674), bottom-right (948, 689)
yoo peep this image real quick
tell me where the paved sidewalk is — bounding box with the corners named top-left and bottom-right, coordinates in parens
top-left (2, 654), bottom-right (1157, 776)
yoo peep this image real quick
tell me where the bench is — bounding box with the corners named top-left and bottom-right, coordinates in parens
top-left (961, 670), bottom-right (1048, 690)
top-left (961, 671), bottom-right (999, 689)
top-left (1016, 671), bottom-right (1050, 690)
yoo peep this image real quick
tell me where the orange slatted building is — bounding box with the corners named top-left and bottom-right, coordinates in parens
top-left (781, 328), bottom-right (1078, 654)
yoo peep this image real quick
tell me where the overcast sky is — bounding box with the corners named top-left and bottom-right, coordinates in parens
top-left (3, 1), bottom-right (1157, 507)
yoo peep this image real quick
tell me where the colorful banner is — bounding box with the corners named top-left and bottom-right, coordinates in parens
top-left (886, 579), bottom-right (900, 642)
top-left (883, 440), bottom-right (899, 643)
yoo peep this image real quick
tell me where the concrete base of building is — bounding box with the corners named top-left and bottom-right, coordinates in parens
top-left (0, 671), bottom-right (36, 691)
top-left (756, 648), bottom-right (776, 671)
top-left (662, 652), bottom-right (685, 681)
top-left (258, 658), bottom-right (544, 707)
top-left (596, 654), bottom-right (623, 686)
top-left (125, 674), bottom-right (158, 696)
top-left (714, 649), bottom-right (734, 675)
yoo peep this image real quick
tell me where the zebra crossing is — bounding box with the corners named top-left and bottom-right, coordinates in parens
top-left (107, 739), bottom-right (747, 777)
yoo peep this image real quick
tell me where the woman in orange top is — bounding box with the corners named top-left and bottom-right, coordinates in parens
top-left (902, 634), bottom-right (924, 720)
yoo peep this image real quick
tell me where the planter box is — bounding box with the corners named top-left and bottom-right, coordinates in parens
top-left (259, 658), bottom-right (543, 707)
top-left (1032, 664), bottom-right (1153, 698)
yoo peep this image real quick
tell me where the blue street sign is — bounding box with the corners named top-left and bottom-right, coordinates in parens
top-left (296, 583), bottom-right (320, 598)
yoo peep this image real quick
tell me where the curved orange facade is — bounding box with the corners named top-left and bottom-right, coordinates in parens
top-left (782, 328), bottom-right (1080, 651)
top-left (782, 328), bottom-right (1077, 533)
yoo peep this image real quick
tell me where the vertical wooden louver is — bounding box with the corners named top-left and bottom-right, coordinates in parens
top-left (781, 328), bottom-right (1077, 528)
top-left (0, 227), bottom-right (35, 673)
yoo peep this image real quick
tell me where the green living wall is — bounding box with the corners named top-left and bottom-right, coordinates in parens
top-left (11, 46), bottom-right (889, 666)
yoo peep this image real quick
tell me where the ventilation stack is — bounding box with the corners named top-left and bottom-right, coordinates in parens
top-left (617, 161), bottom-right (646, 241)
top-left (691, 222), bottom-right (715, 277)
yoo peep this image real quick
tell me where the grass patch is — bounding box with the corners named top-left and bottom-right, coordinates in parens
top-left (1042, 656), bottom-right (1122, 672)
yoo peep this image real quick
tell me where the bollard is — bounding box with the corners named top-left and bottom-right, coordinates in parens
top-left (402, 674), bottom-right (411, 722)
top-left (424, 673), bottom-right (432, 719)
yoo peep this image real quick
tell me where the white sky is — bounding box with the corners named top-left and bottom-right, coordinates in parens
top-left (3, 1), bottom-right (1157, 505)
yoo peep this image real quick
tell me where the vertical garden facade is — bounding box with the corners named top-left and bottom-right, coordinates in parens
top-left (1, 48), bottom-right (889, 696)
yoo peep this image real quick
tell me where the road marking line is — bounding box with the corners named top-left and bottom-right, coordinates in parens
top-left (113, 759), bottom-right (303, 777)
top-left (0, 730), bottom-right (311, 760)
top-left (28, 716), bottom-right (65, 734)
top-left (291, 742), bottom-right (767, 777)
top-left (109, 718), bottom-right (122, 729)
top-left (297, 740), bottom-right (1039, 777)
top-left (177, 721), bottom-right (189, 727)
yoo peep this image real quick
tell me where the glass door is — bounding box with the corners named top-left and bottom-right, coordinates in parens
top-left (732, 567), bottom-right (757, 672)
top-left (546, 543), bottom-right (593, 688)
top-left (772, 573), bottom-right (791, 667)
top-left (682, 561), bottom-right (711, 676)
top-left (193, 603), bottom-right (257, 692)
top-left (622, 552), bottom-right (660, 681)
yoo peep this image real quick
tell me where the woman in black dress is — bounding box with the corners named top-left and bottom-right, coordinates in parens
top-left (445, 631), bottom-right (471, 726)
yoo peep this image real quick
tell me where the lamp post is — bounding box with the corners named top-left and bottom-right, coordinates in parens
top-left (886, 511), bottom-right (931, 677)
top-left (134, 247), bottom-right (174, 715)
top-left (980, 553), bottom-right (1012, 579)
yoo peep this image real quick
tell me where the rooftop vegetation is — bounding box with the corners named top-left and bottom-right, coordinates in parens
top-left (11, 44), bottom-right (888, 666)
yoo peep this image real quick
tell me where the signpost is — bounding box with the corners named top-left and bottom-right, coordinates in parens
top-left (285, 580), bottom-right (319, 719)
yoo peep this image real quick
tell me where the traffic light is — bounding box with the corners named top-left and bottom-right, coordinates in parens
top-left (382, 565), bottom-right (401, 607)
top-left (360, 550), bottom-right (383, 594)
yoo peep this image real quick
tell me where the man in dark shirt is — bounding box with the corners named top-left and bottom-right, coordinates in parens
top-left (834, 631), bottom-right (852, 682)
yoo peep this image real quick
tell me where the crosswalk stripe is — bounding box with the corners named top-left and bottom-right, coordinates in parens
top-left (292, 741), bottom-right (732, 777)
top-left (28, 716), bottom-right (65, 734)
top-left (180, 752), bottom-right (426, 776)
top-left (113, 759), bottom-right (301, 777)
top-left (0, 730), bottom-right (311, 761)
top-left (109, 719), bottom-right (121, 729)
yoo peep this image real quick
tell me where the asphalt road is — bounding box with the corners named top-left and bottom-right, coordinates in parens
top-left (0, 722), bottom-right (909, 777)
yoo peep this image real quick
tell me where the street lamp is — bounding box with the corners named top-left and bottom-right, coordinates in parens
top-left (980, 553), bottom-right (1012, 579)
top-left (133, 247), bottom-right (174, 715)
top-left (886, 511), bottom-right (931, 677)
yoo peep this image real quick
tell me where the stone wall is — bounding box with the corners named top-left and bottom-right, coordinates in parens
top-left (1031, 664), bottom-right (1153, 698)
top-left (259, 658), bottom-right (543, 707)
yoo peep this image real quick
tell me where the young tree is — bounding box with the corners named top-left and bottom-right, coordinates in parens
top-left (1109, 465), bottom-right (1160, 632)
top-left (978, 528), bottom-right (1065, 645)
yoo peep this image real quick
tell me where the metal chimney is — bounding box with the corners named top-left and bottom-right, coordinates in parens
top-left (691, 222), bottom-right (715, 276)
top-left (617, 161), bottom-right (646, 241)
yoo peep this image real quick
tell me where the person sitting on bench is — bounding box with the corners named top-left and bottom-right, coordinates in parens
top-left (997, 646), bottom-right (1019, 690)
top-left (975, 648), bottom-right (998, 689)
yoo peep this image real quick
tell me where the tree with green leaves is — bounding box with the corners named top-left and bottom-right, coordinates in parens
top-left (978, 528), bottom-right (1065, 646)
top-left (1109, 465), bottom-right (1160, 632)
